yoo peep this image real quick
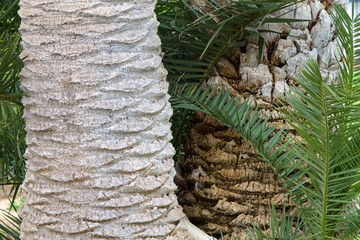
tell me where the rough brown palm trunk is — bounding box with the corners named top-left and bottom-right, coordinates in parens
top-left (178, 0), bottom-right (341, 238)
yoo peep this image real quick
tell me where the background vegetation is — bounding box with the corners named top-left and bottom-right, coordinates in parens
top-left (0, 0), bottom-right (25, 205)
top-left (1, 0), bottom-right (360, 239)
top-left (0, 0), bottom-right (24, 238)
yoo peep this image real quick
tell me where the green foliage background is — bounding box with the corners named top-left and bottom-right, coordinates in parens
top-left (1, 0), bottom-right (360, 239)
top-left (0, 0), bottom-right (25, 195)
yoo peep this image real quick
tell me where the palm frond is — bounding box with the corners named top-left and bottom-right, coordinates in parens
top-left (158, 0), bottom-right (305, 84)
top-left (245, 204), bottom-right (304, 240)
top-left (280, 57), bottom-right (360, 239)
top-left (0, 0), bottom-right (25, 198)
top-left (0, 0), bottom-right (23, 106)
top-left (169, 84), bottom-right (304, 190)
top-left (331, 4), bottom-right (360, 101)
top-left (0, 210), bottom-right (21, 240)
top-left (0, 0), bottom-right (20, 34)
top-left (0, 33), bottom-right (22, 106)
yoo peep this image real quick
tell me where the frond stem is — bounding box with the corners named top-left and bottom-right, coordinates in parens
top-left (320, 81), bottom-right (330, 239)
top-left (172, 109), bottom-right (190, 149)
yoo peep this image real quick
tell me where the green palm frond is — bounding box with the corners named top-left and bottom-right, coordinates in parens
top-left (183, 0), bottom-right (306, 61)
top-left (0, 32), bottom-right (22, 106)
top-left (0, 0), bottom-right (25, 180)
top-left (0, 0), bottom-right (25, 198)
top-left (0, 0), bottom-right (20, 34)
top-left (169, 84), bottom-right (304, 189)
top-left (0, 0), bottom-right (23, 106)
top-left (0, 104), bottom-right (26, 187)
top-left (157, 0), bottom-right (305, 84)
top-left (280, 58), bottom-right (360, 239)
top-left (331, 4), bottom-right (360, 101)
top-left (245, 204), bottom-right (304, 240)
top-left (0, 210), bottom-right (21, 240)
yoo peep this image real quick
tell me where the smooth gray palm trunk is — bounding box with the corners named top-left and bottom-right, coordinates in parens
top-left (18, 1), bottom-right (188, 239)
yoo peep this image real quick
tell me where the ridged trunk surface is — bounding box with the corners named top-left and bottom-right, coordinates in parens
top-left (18, 1), bottom-right (187, 239)
top-left (178, 0), bottom-right (340, 238)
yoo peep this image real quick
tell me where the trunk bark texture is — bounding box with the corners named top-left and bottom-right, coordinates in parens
top-left (18, 1), bottom-right (187, 239)
top-left (177, 1), bottom-right (340, 238)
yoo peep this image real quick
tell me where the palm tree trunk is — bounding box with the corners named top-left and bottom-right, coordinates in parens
top-left (178, 1), bottom-right (340, 238)
top-left (18, 1), bottom-right (189, 239)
